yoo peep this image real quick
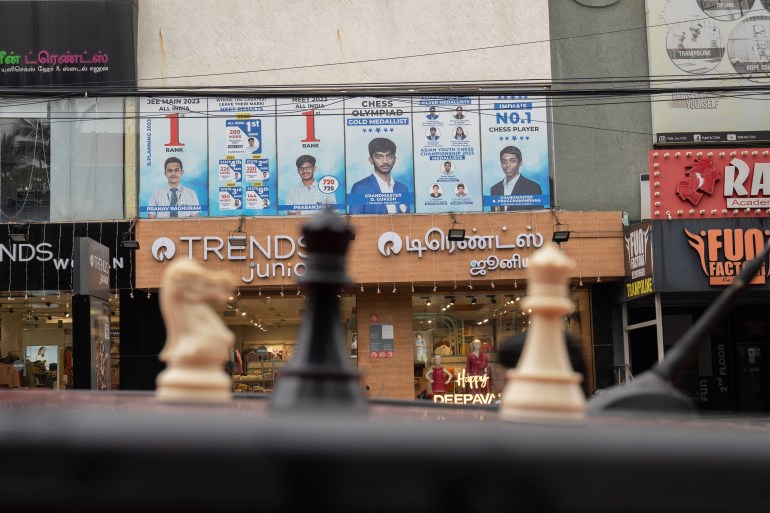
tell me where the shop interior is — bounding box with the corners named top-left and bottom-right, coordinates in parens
top-left (1, 286), bottom-right (590, 398)
top-left (0, 292), bottom-right (121, 389)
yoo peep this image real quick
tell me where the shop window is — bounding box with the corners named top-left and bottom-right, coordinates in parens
top-left (50, 98), bottom-right (124, 221)
top-left (0, 100), bottom-right (50, 222)
top-left (412, 289), bottom-right (592, 401)
top-left (228, 293), bottom-right (356, 394)
top-left (1, 97), bottom-right (125, 223)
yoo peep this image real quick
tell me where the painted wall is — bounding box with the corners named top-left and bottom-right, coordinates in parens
top-left (548, 0), bottom-right (651, 221)
top-left (137, 0), bottom-right (551, 87)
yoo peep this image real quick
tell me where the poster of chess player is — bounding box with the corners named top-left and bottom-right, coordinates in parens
top-left (442, 161), bottom-right (454, 175)
top-left (429, 184), bottom-right (443, 198)
top-left (453, 106), bottom-right (466, 119)
top-left (147, 157), bottom-right (201, 218)
top-left (426, 106), bottom-right (439, 120)
top-left (348, 138), bottom-right (411, 214)
top-left (283, 154), bottom-right (336, 215)
top-left (426, 127), bottom-right (440, 141)
top-left (455, 183), bottom-right (468, 197)
top-left (454, 126), bottom-right (467, 141)
top-left (489, 146), bottom-right (544, 211)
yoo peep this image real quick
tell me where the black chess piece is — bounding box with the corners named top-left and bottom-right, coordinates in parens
top-left (269, 209), bottom-right (367, 413)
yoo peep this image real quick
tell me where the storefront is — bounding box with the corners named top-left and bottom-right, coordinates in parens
top-left (0, 222), bottom-right (135, 389)
top-left (634, 148), bottom-right (770, 411)
top-left (133, 210), bottom-right (624, 400)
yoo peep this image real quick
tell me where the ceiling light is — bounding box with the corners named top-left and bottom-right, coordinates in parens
top-left (228, 215), bottom-right (247, 248)
top-left (121, 218), bottom-right (140, 250)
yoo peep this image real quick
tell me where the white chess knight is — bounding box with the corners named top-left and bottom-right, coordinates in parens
top-left (500, 243), bottom-right (586, 422)
top-left (156, 259), bottom-right (238, 403)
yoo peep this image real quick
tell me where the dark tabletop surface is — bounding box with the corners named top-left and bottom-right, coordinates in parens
top-left (2, 389), bottom-right (770, 512)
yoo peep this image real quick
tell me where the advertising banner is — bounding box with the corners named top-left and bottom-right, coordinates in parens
top-left (139, 97), bottom-right (209, 218)
top-left (623, 221), bottom-right (654, 300)
top-left (137, 95), bottom-right (554, 217)
top-left (276, 97), bottom-right (346, 215)
top-left (647, 0), bottom-right (770, 144)
top-left (480, 95), bottom-right (551, 211)
top-left (413, 96), bottom-right (482, 213)
top-left (648, 148), bottom-right (770, 220)
top-left (344, 97), bottom-right (414, 214)
top-left (652, 218), bottom-right (770, 291)
top-left (0, 0), bottom-right (136, 88)
top-left (208, 97), bottom-right (277, 216)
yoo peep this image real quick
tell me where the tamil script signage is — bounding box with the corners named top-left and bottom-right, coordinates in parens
top-left (134, 212), bottom-right (624, 288)
top-left (0, 0), bottom-right (136, 87)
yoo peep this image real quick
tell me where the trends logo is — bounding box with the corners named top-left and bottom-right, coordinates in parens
top-left (377, 232), bottom-right (403, 256)
top-left (152, 237), bottom-right (176, 261)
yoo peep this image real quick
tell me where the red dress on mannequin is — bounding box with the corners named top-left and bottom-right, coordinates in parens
top-left (431, 367), bottom-right (449, 394)
top-left (466, 350), bottom-right (489, 395)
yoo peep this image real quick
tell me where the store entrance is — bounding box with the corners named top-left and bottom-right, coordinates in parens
top-left (734, 311), bottom-right (770, 411)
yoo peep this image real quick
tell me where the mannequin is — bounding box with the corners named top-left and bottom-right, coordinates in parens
top-left (414, 333), bottom-right (428, 365)
top-left (466, 338), bottom-right (490, 395)
top-left (424, 355), bottom-right (453, 397)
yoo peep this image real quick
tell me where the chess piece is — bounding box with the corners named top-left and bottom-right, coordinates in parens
top-left (270, 209), bottom-right (367, 413)
top-left (500, 243), bottom-right (585, 422)
top-left (156, 259), bottom-right (238, 403)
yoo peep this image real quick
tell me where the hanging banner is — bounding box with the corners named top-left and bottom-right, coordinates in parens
top-left (207, 97), bottom-right (277, 216)
top-left (413, 96), bottom-right (483, 213)
top-left (137, 95), bottom-right (555, 217)
top-left (480, 95), bottom-right (551, 211)
top-left (139, 97), bottom-right (209, 218)
top-left (276, 97), bottom-right (346, 215)
top-left (344, 97), bottom-right (415, 214)
top-left (647, 0), bottom-right (770, 144)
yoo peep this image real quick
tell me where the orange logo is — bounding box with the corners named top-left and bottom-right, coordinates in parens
top-left (685, 228), bottom-right (770, 285)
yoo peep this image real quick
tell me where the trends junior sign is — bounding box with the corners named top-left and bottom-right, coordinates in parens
top-left (649, 149), bottom-right (770, 220)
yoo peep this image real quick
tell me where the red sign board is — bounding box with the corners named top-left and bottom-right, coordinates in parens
top-left (649, 149), bottom-right (770, 220)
